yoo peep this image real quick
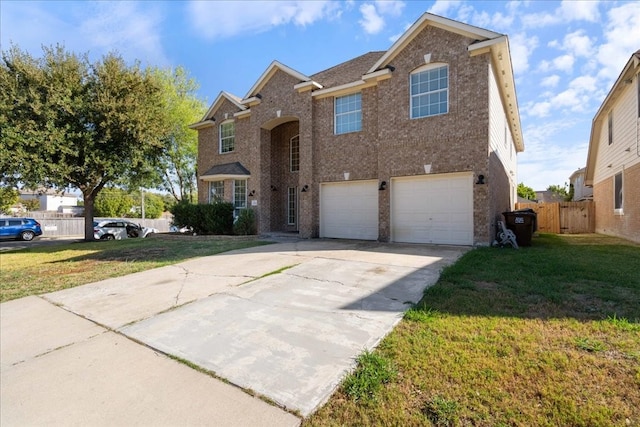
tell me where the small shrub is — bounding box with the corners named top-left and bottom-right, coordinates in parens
top-left (234, 208), bottom-right (257, 235)
top-left (343, 350), bottom-right (397, 403)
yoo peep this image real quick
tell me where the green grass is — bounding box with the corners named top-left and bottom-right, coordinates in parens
top-left (0, 235), bottom-right (270, 302)
top-left (305, 234), bottom-right (640, 426)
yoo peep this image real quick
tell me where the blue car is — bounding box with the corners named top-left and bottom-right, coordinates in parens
top-left (0, 218), bottom-right (43, 241)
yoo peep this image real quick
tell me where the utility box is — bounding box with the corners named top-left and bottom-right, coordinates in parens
top-left (503, 209), bottom-right (537, 246)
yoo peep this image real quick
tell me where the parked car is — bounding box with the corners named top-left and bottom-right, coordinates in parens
top-left (93, 219), bottom-right (158, 240)
top-left (0, 217), bottom-right (43, 241)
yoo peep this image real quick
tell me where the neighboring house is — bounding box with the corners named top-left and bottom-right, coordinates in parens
top-left (192, 12), bottom-right (524, 245)
top-left (585, 50), bottom-right (640, 243)
top-left (535, 191), bottom-right (565, 204)
top-left (568, 167), bottom-right (593, 201)
top-left (19, 189), bottom-right (79, 212)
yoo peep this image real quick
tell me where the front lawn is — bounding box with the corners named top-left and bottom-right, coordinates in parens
top-left (306, 234), bottom-right (640, 426)
top-left (0, 236), bottom-right (270, 302)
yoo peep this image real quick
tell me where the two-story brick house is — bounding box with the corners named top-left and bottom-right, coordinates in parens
top-left (585, 50), bottom-right (640, 243)
top-left (192, 12), bottom-right (524, 245)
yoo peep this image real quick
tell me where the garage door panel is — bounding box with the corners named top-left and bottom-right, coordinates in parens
top-left (321, 181), bottom-right (378, 240)
top-left (391, 173), bottom-right (473, 245)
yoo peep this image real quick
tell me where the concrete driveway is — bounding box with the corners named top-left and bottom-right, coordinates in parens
top-left (1, 239), bottom-right (467, 425)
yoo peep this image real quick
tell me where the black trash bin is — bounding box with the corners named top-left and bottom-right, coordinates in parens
top-left (503, 209), bottom-right (537, 246)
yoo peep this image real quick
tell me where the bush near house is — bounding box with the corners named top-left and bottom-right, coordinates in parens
top-left (170, 201), bottom-right (234, 235)
top-left (234, 208), bottom-right (257, 235)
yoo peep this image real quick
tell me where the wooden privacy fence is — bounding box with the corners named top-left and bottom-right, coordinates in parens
top-left (514, 201), bottom-right (595, 234)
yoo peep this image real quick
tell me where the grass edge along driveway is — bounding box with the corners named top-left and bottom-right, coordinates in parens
top-left (0, 236), bottom-right (270, 303)
top-left (305, 234), bottom-right (640, 427)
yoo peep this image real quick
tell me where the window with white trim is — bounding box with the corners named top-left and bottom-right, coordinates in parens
top-left (410, 64), bottom-right (448, 119)
top-left (335, 93), bottom-right (362, 134)
top-left (288, 187), bottom-right (297, 225)
top-left (209, 181), bottom-right (224, 202)
top-left (290, 135), bottom-right (300, 172)
top-left (614, 172), bottom-right (623, 213)
top-left (220, 121), bottom-right (235, 153)
top-left (233, 179), bottom-right (247, 215)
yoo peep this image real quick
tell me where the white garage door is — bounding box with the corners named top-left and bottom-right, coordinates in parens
top-left (391, 172), bottom-right (473, 245)
top-left (320, 180), bottom-right (378, 240)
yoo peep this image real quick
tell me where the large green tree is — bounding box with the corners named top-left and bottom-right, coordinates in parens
top-left (517, 183), bottom-right (536, 200)
top-left (547, 184), bottom-right (572, 201)
top-left (151, 67), bottom-right (206, 203)
top-left (0, 45), bottom-right (169, 240)
top-left (0, 186), bottom-right (19, 214)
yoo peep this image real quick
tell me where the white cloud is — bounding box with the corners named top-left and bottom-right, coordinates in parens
top-left (79, 2), bottom-right (167, 65)
top-left (0, 1), bottom-right (167, 65)
top-left (596, 2), bottom-right (640, 83)
top-left (541, 75), bottom-right (560, 88)
top-left (553, 54), bottom-right (575, 73)
top-left (374, 0), bottom-right (405, 17)
top-left (527, 101), bottom-right (552, 118)
top-left (428, 0), bottom-right (463, 17)
top-left (187, 1), bottom-right (336, 40)
top-left (358, 1), bottom-right (405, 35)
top-left (359, 3), bottom-right (385, 34)
top-left (518, 119), bottom-right (589, 189)
top-left (559, 0), bottom-right (600, 23)
top-left (562, 30), bottom-right (593, 57)
top-left (509, 32), bottom-right (539, 75)
top-left (522, 0), bottom-right (601, 28)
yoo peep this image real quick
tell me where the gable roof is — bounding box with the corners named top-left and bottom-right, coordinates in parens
top-left (585, 50), bottom-right (640, 185)
top-left (190, 91), bottom-right (245, 129)
top-left (244, 60), bottom-right (312, 99)
top-left (311, 51), bottom-right (385, 88)
top-left (366, 12), bottom-right (523, 153)
top-left (368, 13), bottom-right (501, 74)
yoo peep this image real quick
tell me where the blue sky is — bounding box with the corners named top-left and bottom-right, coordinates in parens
top-left (2, 1), bottom-right (639, 192)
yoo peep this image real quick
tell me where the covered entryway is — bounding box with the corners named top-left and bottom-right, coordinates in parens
top-left (320, 180), bottom-right (378, 240)
top-left (391, 172), bottom-right (473, 245)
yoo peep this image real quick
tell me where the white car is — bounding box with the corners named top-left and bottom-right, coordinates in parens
top-left (93, 219), bottom-right (158, 240)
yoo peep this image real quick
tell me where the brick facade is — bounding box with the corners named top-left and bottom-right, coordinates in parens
top-left (593, 162), bottom-right (640, 243)
top-left (195, 13), bottom-right (522, 245)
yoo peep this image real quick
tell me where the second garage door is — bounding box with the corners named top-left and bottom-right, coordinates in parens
top-left (320, 180), bottom-right (378, 240)
top-left (391, 172), bottom-right (473, 245)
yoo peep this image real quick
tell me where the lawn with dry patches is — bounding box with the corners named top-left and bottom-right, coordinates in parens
top-left (306, 234), bottom-right (640, 426)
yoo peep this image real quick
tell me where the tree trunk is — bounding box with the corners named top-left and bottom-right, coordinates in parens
top-left (83, 191), bottom-right (96, 241)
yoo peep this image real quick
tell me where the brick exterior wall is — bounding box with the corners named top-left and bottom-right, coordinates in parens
top-left (593, 162), bottom-right (640, 243)
top-left (197, 23), bottom-right (517, 245)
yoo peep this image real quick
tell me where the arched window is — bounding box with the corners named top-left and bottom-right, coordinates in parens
top-left (410, 63), bottom-right (449, 119)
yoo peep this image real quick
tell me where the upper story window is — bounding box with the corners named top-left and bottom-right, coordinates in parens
top-left (335, 93), bottom-right (362, 134)
top-left (607, 111), bottom-right (613, 145)
top-left (220, 121), bottom-right (235, 153)
top-left (410, 64), bottom-right (448, 119)
top-left (290, 135), bottom-right (300, 172)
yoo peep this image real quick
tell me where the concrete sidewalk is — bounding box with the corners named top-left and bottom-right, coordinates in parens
top-left (1, 239), bottom-right (467, 424)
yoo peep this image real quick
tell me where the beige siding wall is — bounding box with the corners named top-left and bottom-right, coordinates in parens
top-left (487, 61), bottom-right (518, 241)
top-left (591, 72), bottom-right (640, 242)
top-left (593, 77), bottom-right (640, 186)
